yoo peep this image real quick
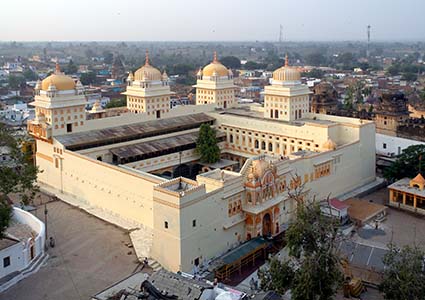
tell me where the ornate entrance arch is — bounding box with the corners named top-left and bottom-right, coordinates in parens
top-left (262, 213), bottom-right (272, 236)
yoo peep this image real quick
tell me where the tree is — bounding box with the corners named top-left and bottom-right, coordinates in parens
top-left (244, 61), bottom-right (263, 70)
top-left (0, 124), bottom-right (39, 237)
top-left (80, 72), bottom-right (96, 85)
top-left (8, 75), bottom-right (26, 90)
top-left (220, 56), bottom-right (241, 69)
top-left (380, 244), bottom-right (425, 300)
top-left (384, 144), bottom-right (425, 181)
top-left (23, 69), bottom-right (38, 81)
top-left (195, 123), bottom-right (220, 163)
top-left (258, 258), bottom-right (294, 295)
top-left (259, 184), bottom-right (343, 300)
top-left (105, 98), bottom-right (126, 108)
top-left (305, 52), bottom-right (327, 66)
top-left (302, 68), bottom-right (324, 79)
top-left (103, 51), bottom-right (114, 64)
top-left (65, 59), bottom-right (78, 74)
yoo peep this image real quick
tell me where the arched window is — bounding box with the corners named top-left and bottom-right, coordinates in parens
top-left (261, 141), bottom-right (266, 150)
top-left (229, 134), bottom-right (234, 143)
top-left (270, 109), bottom-right (274, 118)
top-left (274, 110), bottom-right (279, 118)
top-left (255, 140), bottom-right (259, 148)
top-left (268, 143), bottom-right (273, 151)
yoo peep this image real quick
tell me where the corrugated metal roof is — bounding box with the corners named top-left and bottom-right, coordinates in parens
top-left (56, 113), bottom-right (215, 150)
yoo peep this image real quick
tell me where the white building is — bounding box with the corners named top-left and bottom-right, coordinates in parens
top-left (376, 133), bottom-right (425, 157)
top-left (0, 207), bottom-right (46, 292)
top-left (27, 53), bottom-right (376, 274)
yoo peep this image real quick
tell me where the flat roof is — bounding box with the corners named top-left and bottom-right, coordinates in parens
top-left (388, 178), bottom-right (425, 197)
top-left (345, 198), bottom-right (387, 223)
top-left (56, 113), bottom-right (215, 150)
top-left (220, 107), bottom-right (335, 126)
top-left (0, 237), bottom-right (19, 251)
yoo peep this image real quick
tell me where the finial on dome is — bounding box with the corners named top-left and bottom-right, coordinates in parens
top-left (55, 62), bottom-right (61, 74)
top-left (285, 54), bottom-right (289, 67)
top-left (145, 50), bottom-right (150, 65)
top-left (213, 51), bottom-right (218, 63)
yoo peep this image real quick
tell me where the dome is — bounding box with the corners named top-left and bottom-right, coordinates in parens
top-left (272, 54), bottom-right (301, 82)
top-left (251, 159), bottom-right (270, 179)
top-left (41, 63), bottom-right (76, 91)
top-left (202, 52), bottom-right (229, 77)
top-left (322, 138), bottom-right (337, 151)
top-left (134, 51), bottom-right (162, 81)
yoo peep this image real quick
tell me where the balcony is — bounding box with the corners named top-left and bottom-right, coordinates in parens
top-left (27, 122), bottom-right (52, 141)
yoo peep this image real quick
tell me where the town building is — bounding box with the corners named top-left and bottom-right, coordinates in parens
top-left (27, 54), bottom-right (376, 273)
top-left (388, 173), bottom-right (425, 215)
top-left (0, 207), bottom-right (46, 292)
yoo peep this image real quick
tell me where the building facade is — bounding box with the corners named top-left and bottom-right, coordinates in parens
top-left (28, 58), bottom-right (376, 273)
top-left (194, 52), bottom-right (236, 109)
top-left (123, 51), bottom-right (173, 118)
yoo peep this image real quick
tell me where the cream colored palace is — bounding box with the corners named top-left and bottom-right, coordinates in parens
top-left (28, 53), bottom-right (376, 272)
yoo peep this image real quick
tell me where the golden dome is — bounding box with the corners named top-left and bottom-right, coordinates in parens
top-left (202, 52), bottom-right (229, 77)
top-left (41, 63), bottom-right (76, 91)
top-left (134, 51), bottom-right (162, 81)
top-left (251, 158), bottom-right (270, 179)
top-left (322, 138), bottom-right (337, 150)
top-left (272, 54), bottom-right (301, 82)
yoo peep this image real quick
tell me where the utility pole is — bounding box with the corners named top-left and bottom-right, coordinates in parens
top-left (367, 25), bottom-right (371, 58)
top-left (44, 203), bottom-right (48, 250)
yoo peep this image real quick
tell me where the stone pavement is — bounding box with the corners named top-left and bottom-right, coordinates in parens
top-left (0, 193), bottom-right (143, 300)
top-left (39, 184), bottom-right (157, 266)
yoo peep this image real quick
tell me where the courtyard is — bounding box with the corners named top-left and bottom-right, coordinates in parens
top-left (0, 193), bottom-right (143, 300)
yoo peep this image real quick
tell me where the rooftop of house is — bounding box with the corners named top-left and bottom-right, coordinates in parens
top-left (91, 269), bottom-right (245, 300)
top-left (388, 178), bottom-right (425, 197)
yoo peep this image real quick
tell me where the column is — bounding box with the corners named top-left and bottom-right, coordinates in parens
top-left (403, 193), bottom-right (406, 205)
top-left (414, 195), bottom-right (417, 209)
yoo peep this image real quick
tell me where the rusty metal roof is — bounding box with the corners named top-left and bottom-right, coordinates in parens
top-left (56, 113), bottom-right (215, 150)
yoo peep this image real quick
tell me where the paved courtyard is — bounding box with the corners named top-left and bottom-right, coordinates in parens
top-left (0, 193), bottom-right (142, 300)
top-left (354, 187), bottom-right (425, 248)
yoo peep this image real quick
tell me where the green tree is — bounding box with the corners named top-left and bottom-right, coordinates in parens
top-left (258, 258), bottom-right (294, 295)
top-left (65, 59), bottom-right (78, 74)
top-left (243, 61), bottom-right (261, 70)
top-left (305, 52), bottom-right (327, 66)
top-left (195, 123), bottom-right (220, 163)
top-left (105, 98), bottom-right (126, 108)
top-left (302, 68), bottom-right (324, 79)
top-left (384, 144), bottom-right (425, 181)
top-left (380, 244), bottom-right (425, 300)
top-left (220, 56), bottom-right (241, 69)
top-left (103, 51), bottom-right (114, 64)
top-left (259, 185), bottom-right (343, 300)
top-left (0, 124), bottom-right (39, 237)
top-left (80, 72), bottom-right (96, 85)
top-left (8, 75), bottom-right (26, 90)
top-left (23, 69), bottom-right (38, 81)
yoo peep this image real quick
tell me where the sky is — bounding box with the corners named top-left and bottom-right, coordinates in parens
top-left (1, 0), bottom-right (425, 42)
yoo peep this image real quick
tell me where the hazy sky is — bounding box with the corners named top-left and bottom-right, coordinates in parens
top-left (1, 0), bottom-right (424, 42)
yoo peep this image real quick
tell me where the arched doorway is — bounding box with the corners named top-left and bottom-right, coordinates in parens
top-left (262, 213), bottom-right (272, 237)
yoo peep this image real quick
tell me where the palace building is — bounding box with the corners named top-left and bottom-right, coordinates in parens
top-left (193, 52), bottom-right (236, 109)
top-left (28, 54), bottom-right (376, 273)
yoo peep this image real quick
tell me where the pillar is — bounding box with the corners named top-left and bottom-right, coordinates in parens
top-left (389, 190), bottom-right (394, 202)
top-left (403, 193), bottom-right (406, 205)
top-left (414, 195), bottom-right (417, 209)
